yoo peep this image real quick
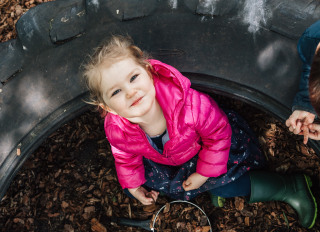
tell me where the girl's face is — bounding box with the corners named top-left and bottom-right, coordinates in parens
top-left (100, 58), bottom-right (156, 122)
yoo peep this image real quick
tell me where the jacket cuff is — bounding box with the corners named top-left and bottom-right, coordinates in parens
top-left (196, 159), bottom-right (227, 177)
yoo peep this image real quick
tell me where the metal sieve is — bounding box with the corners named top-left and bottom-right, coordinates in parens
top-left (151, 200), bottom-right (213, 232)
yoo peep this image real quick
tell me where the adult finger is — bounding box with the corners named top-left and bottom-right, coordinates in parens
top-left (285, 119), bottom-right (291, 127)
top-left (303, 113), bottom-right (315, 125)
top-left (288, 126), bottom-right (294, 132)
top-left (308, 124), bottom-right (320, 140)
top-left (302, 125), bottom-right (309, 144)
top-left (308, 123), bottom-right (318, 131)
top-left (308, 131), bottom-right (319, 140)
top-left (304, 117), bottom-right (314, 125)
top-left (293, 120), bottom-right (302, 134)
top-left (286, 117), bottom-right (296, 128)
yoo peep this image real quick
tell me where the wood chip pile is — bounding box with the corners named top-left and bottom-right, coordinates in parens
top-left (1, 96), bottom-right (319, 231)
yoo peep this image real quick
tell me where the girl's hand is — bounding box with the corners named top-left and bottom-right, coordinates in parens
top-left (307, 123), bottom-right (320, 141)
top-left (182, 172), bottom-right (209, 191)
top-left (128, 186), bottom-right (159, 205)
top-left (285, 110), bottom-right (315, 135)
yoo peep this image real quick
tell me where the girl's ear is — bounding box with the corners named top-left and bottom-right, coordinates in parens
top-left (99, 104), bottom-right (118, 115)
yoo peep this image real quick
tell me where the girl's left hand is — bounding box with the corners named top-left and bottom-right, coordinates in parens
top-left (182, 172), bottom-right (209, 191)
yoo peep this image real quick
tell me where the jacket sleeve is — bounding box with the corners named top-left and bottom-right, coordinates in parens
top-left (292, 64), bottom-right (317, 115)
top-left (104, 120), bottom-right (146, 189)
top-left (292, 21), bottom-right (320, 115)
top-left (110, 145), bottom-right (146, 189)
top-left (191, 91), bottom-right (232, 177)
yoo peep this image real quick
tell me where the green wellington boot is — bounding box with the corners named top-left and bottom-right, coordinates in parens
top-left (248, 171), bottom-right (317, 228)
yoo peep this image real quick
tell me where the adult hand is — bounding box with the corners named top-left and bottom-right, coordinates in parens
top-left (307, 123), bottom-right (320, 141)
top-left (128, 186), bottom-right (159, 205)
top-left (182, 172), bottom-right (209, 191)
top-left (285, 110), bottom-right (315, 134)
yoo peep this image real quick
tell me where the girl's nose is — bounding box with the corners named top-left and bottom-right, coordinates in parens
top-left (126, 88), bottom-right (137, 98)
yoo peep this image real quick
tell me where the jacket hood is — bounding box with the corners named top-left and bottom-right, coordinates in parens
top-left (148, 59), bottom-right (191, 122)
top-left (148, 59), bottom-right (191, 93)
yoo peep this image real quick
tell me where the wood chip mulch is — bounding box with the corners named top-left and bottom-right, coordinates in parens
top-left (1, 96), bottom-right (320, 232)
top-left (0, 0), bottom-right (55, 43)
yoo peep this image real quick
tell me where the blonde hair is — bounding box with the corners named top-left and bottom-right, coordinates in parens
top-left (82, 35), bottom-right (151, 107)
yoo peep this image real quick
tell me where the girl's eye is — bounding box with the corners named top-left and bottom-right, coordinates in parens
top-left (130, 75), bottom-right (138, 82)
top-left (111, 89), bottom-right (121, 97)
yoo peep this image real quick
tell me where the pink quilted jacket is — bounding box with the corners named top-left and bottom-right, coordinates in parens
top-left (104, 59), bottom-right (232, 189)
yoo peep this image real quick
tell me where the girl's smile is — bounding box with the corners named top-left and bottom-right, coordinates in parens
top-left (131, 96), bottom-right (143, 107)
top-left (100, 58), bottom-right (158, 123)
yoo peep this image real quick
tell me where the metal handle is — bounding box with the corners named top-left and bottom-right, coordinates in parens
top-left (115, 217), bottom-right (153, 231)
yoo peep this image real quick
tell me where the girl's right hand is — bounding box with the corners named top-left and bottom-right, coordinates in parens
top-left (128, 186), bottom-right (159, 205)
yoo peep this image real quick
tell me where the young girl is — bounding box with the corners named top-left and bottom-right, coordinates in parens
top-left (83, 35), bottom-right (317, 228)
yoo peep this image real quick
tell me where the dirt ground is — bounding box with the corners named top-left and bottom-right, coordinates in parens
top-left (1, 1), bottom-right (320, 232)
